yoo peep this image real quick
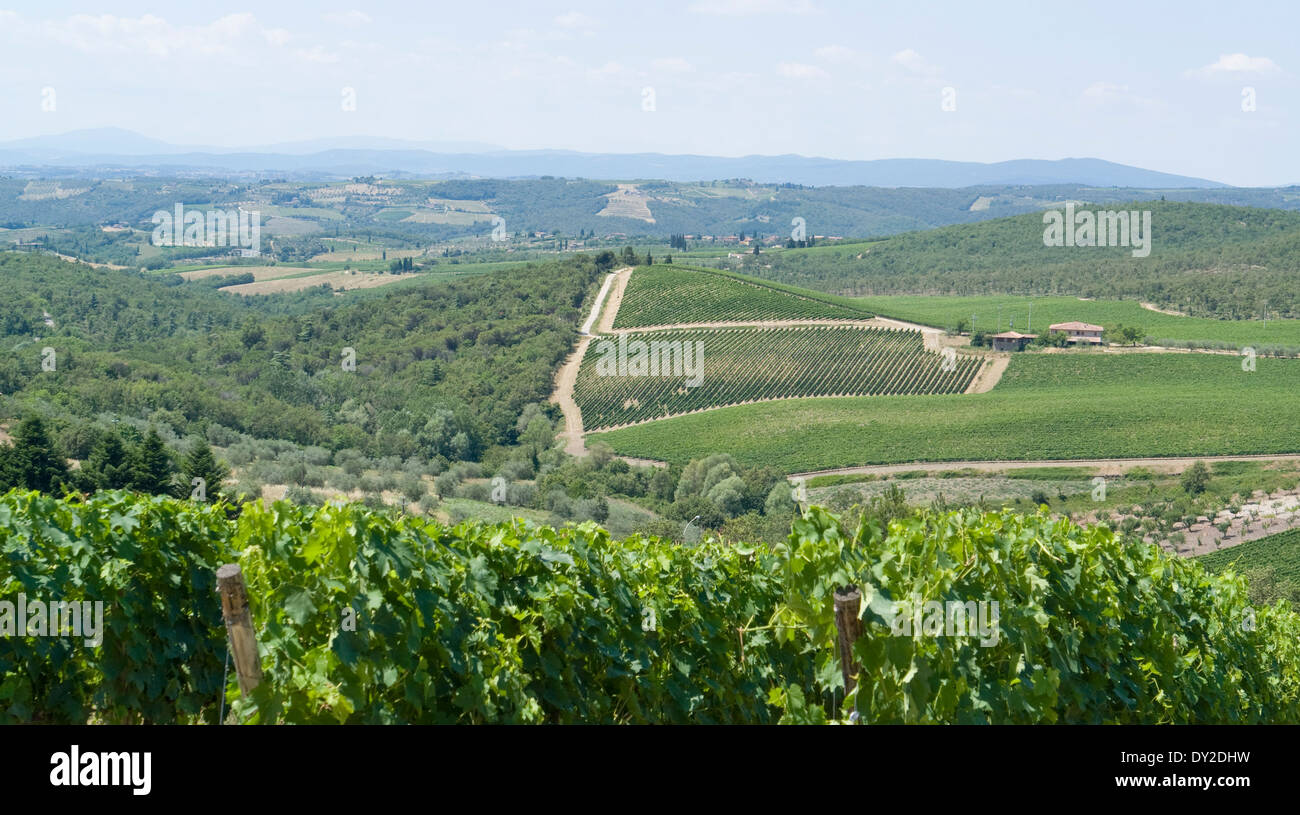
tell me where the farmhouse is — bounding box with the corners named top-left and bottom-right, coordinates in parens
top-left (989, 331), bottom-right (1036, 351)
top-left (1048, 321), bottom-right (1104, 344)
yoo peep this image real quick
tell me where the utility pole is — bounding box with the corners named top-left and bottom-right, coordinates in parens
top-left (1028, 301), bottom-right (1033, 333)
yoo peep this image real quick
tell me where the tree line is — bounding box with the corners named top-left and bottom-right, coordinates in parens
top-left (0, 415), bottom-right (230, 502)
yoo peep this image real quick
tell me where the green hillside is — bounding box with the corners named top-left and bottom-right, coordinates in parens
top-left (596, 352), bottom-right (1300, 472)
top-left (611, 264), bottom-right (872, 327)
top-left (0, 251), bottom-right (608, 456)
top-left (736, 202), bottom-right (1300, 319)
top-left (574, 325), bottom-right (981, 429)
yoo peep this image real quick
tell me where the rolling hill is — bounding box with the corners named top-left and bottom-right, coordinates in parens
top-left (0, 130), bottom-right (1228, 187)
top-left (731, 202), bottom-right (1300, 319)
top-left (596, 353), bottom-right (1300, 473)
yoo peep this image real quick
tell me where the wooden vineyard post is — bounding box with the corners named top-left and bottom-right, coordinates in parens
top-left (833, 586), bottom-right (863, 694)
top-left (216, 564), bottom-right (264, 696)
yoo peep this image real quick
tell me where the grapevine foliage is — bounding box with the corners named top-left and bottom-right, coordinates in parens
top-left (231, 501), bottom-right (803, 723)
top-left (0, 491), bottom-right (230, 723)
top-left (773, 506), bottom-right (1300, 723)
top-left (2, 489), bottom-right (1297, 724)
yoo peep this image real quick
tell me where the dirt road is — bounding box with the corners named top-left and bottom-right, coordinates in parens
top-left (965, 354), bottom-right (1009, 394)
top-left (1141, 301), bottom-right (1187, 317)
top-left (870, 315), bottom-right (945, 350)
top-left (596, 266), bottom-right (632, 333)
top-left (553, 267), bottom-right (632, 456)
top-left (788, 453), bottom-right (1300, 481)
top-left (578, 270), bottom-right (618, 335)
top-left (50, 251), bottom-right (128, 270)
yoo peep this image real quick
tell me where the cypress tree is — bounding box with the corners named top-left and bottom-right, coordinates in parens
top-left (180, 437), bottom-right (230, 502)
top-left (0, 440), bottom-right (15, 491)
top-left (128, 428), bottom-right (176, 495)
top-left (10, 415), bottom-right (70, 493)
top-left (81, 431), bottom-right (132, 491)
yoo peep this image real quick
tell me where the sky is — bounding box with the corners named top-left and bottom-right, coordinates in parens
top-left (0, 0), bottom-right (1296, 186)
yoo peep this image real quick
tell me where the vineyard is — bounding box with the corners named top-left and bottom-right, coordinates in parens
top-left (611, 264), bottom-right (873, 328)
top-left (1200, 528), bottom-right (1300, 604)
top-left (599, 352), bottom-right (1300, 471)
top-left (3, 489), bottom-right (1298, 724)
top-left (573, 325), bottom-right (984, 429)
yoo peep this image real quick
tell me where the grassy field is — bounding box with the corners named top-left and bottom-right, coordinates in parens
top-left (612, 264), bottom-right (872, 327)
top-left (573, 325), bottom-right (982, 429)
top-left (855, 294), bottom-right (1300, 346)
top-left (596, 352), bottom-right (1300, 472)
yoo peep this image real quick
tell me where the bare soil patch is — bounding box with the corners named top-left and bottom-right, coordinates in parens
top-left (597, 184), bottom-right (655, 222)
top-left (966, 354), bottom-right (1009, 394)
top-left (180, 265), bottom-right (315, 281)
top-left (1141, 301), bottom-right (1187, 317)
top-left (221, 271), bottom-right (418, 295)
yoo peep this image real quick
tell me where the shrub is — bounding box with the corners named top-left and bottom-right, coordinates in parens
top-left (329, 471), bottom-right (360, 493)
top-left (1181, 461), bottom-right (1210, 495)
top-left (399, 474), bottom-right (426, 502)
top-left (285, 486), bottom-right (318, 507)
top-left (434, 471), bottom-right (461, 497)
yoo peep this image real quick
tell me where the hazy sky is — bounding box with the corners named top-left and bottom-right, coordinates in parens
top-left (1, 1), bottom-right (1296, 185)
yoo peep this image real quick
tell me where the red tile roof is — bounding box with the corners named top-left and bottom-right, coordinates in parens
top-left (1048, 321), bottom-right (1104, 332)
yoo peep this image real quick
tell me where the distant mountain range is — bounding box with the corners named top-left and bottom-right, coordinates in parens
top-left (0, 128), bottom-right (1229, 188)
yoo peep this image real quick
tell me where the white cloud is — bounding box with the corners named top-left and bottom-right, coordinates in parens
top-left (891, 48), bottom-right (939, 76)
top-left (555, 12), bottom-right (597, 29)
top-left (691, 0), bottom-right (815, 15)
top-left (25, 12), bottom-right (287, 59)
top-left (1084, 81), bottom-right (1129, 99)
top-left (652, 57), bottom-right (694, 73)
top-left (587, 61), bottom-right (625, 78)
top-left (814, 45), bottom-right (858, 63)
top-left (778, 61), bottom-right (827, 79)
top-left (1081, 81), bottom-right (1160, 111)
top-left (263, 28), bottom-right (291, 47)
top-left (295, 45), bottom-right (340, 64)
top-left (1188, 53), bottom-right (1281, 77)
top-left (324, 11), bottom-right (373, 26)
